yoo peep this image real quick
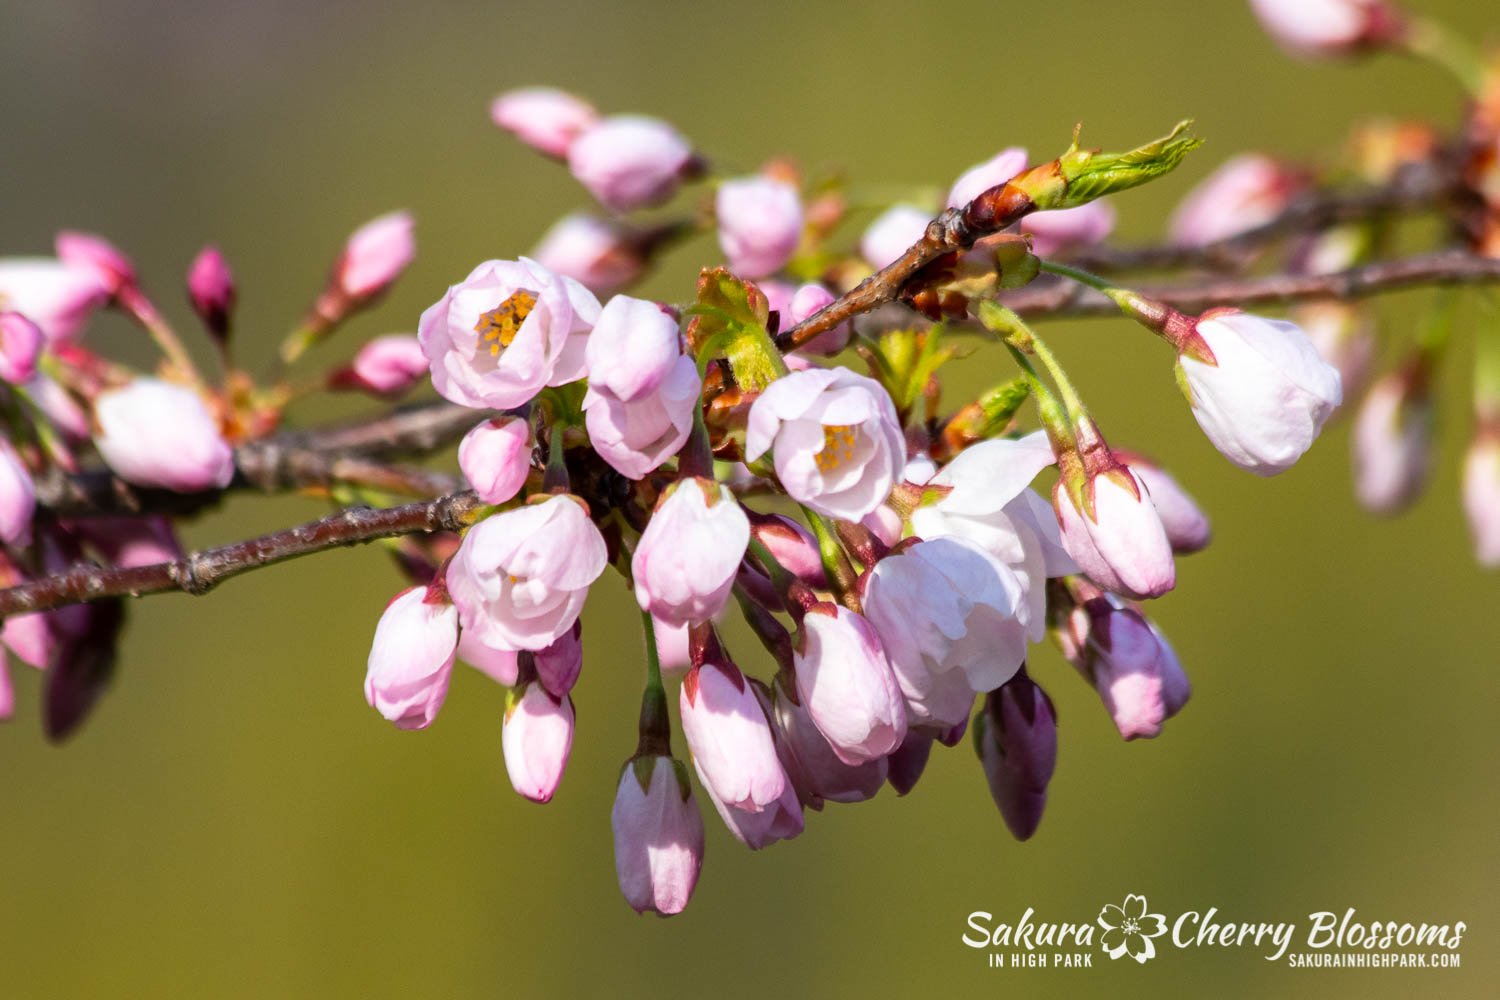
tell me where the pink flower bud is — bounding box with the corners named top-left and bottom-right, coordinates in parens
top-left (1078, 597), bottom-right (1189, 740)
top-left (696, 753), bottom-right (805, 850)
top-left (886, 729), bottom-right (935, 796)
top-left (583, 356), bottom-right (700, 480)
top-left (1020, 200), bottom-right (1117, 257)
top-left (92, 378), bottom-right (235, 492)
top-left (1462, 429), bottom-right (1500, 567)
top-left (976, 670), bottom-right (1057, 841)
top-left (752, 514), bottom-right (827, 588)
top-left (0, 661), bottom-right (12, 721)
top-left (771, 676), bottom-right (887, 806)
top-left (23, 372), bottom-right (90, 441)
top-left (1295, 302), bottom-right (1375, 399)
top-left (456, 628), bottom-right (519, 686)
top-left (502, 682), bottom-right (574, 803)
top-left (55, 231), bottom-right (136, 295)
top-left (860, 204), bottom-right (931, 269)
top-left (633, 478), bottom-right (749, 627)
top-left (419, 257), bottom-right (600, 410)
top-left (1179, 311), bottom-right (1343, 476)
top-left (584, 295), bottom-right (681, 402)
top-left (186, 246), bottom-right (236, 340)
top-left (364, 585), bottom-right (459, 730)
top-left (0, 440), bottom-right (35, 547)
top-left (745, 366), bottom-right (905, 521)
top-left (1169, 155), bottom-right (1297, 246)
top-left (333, 334), bottom-right (428, 398)
top-left (490, 87), bottom-right (598, 159)
top-left (534, 620), bottom-right (582, 697)
top-left (863, 537), bottom-right (1029, 728)
top-left (457, 416), bottom-right (532, 504)
top-left (947, 147), bottom-right (1029, 209)
top-left (0, 312), bottom-right (44, 384)
top-left (446, 495), bottom-right (608, 650)
top-left (567, 115), bottom-right (694, 212)
top-left (0, 258), bottom-right (109, 343)
top-left (1119, 454), bottom-right (1212, 554)
top-left (532, 214), bottom-right (642, 296)
top-left (679, 660), bottom-right (788, 813)
top-left (787, 283), bottom-right (851, 355)
top-left (716, 176), bottom-right (803, 279)
top-left (1352, 369), bottom-right (1432, 515)
top-left (338, 211), bottom-right (414, 300)
top-left (652, 615), bottom-right (692, 676)
top-left (792, 606), bottom-right (907, 765)
top-left (611, 754), bottom-right (705, 914)
top-left (1248, 0), bottom-right (1401, 58)
top-left (1055, 465), bottom-right (1176, 601)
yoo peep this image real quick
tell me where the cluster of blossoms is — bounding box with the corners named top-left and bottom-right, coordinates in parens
top-left (1, 0), bottom-right (1496, 919)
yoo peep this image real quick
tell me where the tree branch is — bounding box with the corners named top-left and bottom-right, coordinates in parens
top-left (0, 491), bottom-right (485, 617)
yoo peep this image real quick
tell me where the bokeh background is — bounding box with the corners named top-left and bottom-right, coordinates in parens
top-left (2, 1), bottom-right (1497, 997)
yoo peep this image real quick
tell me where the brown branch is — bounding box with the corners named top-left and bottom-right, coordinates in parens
top-left (1003, 249), bottom-right (1500, 318)
top-left (0, 490), bottom-right (485, 617)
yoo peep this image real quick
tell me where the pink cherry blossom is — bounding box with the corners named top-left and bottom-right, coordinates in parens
top-left (860, 204), bottom-right (930, 269)
top-left (92, 378), bottom-right (235, 492)
top-left (792, 605), bottom-right (907, 765)
top-left (947, 147), bottom-right (1029, 209)
top-left (611, 754), bottom-right (704, 914)
top-left (0, 257), bottom-right (109, 343)
top-left (55, 231), bottom-right (136, 295)
top-left (1169, 155), bottom-right (1296, 246)
top-left (0, 439), bottom-right (35, 548)
top-left (679, 660), bottom-right (788, 813)
top-left (186, 246), bottom-right (235, 338)
top-left (458, 416), bottom-right (533, 504)
top-left (532, 214), bottom-right (642, 296)
top-left (337, 211), bottom-right (414, 300)
top-left (633, 478), bottom-right (749, 627)
top-left (333, 334), bottom-right (429, 397)
top-left (534, 620), bottom-right (583, 698)
top-left (1055, 465), bottom-right (1176, 600)
top-left (503, 682), bottom-right (575, 803)
top-left (567, 115), bottom-right (694, 211)
top-left (716, 176), bottom-right (803, 279)
top-left (0, 312), bottom-right (45, 384)
top-left (364, 585), bottom-right (459, 730)
top-left (491, 87), bottom-right (598, 159)
top-left (1248, 0), bottom-right (1398, 58)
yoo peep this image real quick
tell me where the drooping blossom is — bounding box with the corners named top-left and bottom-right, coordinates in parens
top-left (716, 176), bottom-right (803, 279)
top-left (458, 416), bottom-right (533, 504)
top-left (502, 682), bottom-right (575, 803)
top-left (974, 669), bottom-right (1057, 841)
top-left (791, 605), bottom-right (907, 765)
top-left (745, 366), bottom-right (905, 521)
top-left (1063, 595), bottom-right (1190, 741)
top-left (364, 585), bottom-right (459, 730)
top-left (611, 754), bottom-right (704, 914)
top-left (1176, 310), bottom-right (1343, 476)
top-left (446, 495), bottom-right (608, 650)
top-left (1120, 455), bottom-right (1212, 555)
top-left (634, 478), bottom-right (749, 628)
top-left (863, 537), bottom-right (1029, 730)
top-left (567, 115), bottom-right (694, 211)
top-left (1054, 457), bottom-right (1176, 601)
top-left (532, 214), bottom-right (643, 295)
top-left (491, 87), bottom-right (598, 159)
top-left (678, 660), bottom-right (788, 813)
top-left (768, 676), bottom-right (887, 808)
top-left (418, 257), bottom-right (600, 409)
top-left (336, 211), bottom-right (415, 301)
top-left (92, 378), bottom-right (235, 492)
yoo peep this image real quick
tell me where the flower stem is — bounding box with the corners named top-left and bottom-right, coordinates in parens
top-left (634, 609), bottom-right (672, 757)
top-left (1401, 17), bottom-right (1485, 94)
top-left (800, 506), bottom-right (860, 612)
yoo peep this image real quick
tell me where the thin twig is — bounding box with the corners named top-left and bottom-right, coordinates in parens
top-left (0, 491), bottom-right (485, 617)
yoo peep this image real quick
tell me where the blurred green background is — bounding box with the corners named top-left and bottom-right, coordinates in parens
top-left (2, 1), bottom-right (1496, 997)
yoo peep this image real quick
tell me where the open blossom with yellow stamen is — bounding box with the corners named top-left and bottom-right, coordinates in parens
top-left (744, 366), bottom-right (905, 521)
top-left (417, 257), bottom-right (600, 410)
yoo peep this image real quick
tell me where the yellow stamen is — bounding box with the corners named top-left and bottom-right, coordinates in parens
top-left (475, 290), bottom-right (538, 357)
top-left (815, 424), bottom-right (859, 473)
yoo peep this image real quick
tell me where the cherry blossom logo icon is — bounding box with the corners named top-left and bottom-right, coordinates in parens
top-left (1097, 894), bottom-right (1169, 964)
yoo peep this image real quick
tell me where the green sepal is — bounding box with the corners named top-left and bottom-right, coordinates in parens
top-left (686, 268), bottom-right (787, 392)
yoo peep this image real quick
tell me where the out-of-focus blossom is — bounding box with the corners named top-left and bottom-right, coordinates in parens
top-left (1296, 302), bottom-right (1376, 399)
top-left (1117, 453), bottom-right (1212, 555)
top-left (364, 585), bottom-right (459, 730)
top-left (23, 373), bottom-right (89, 440)
top-left (55, 231), bottom-right (136, 295)
top-left (502, 682), bottom-right (575, 803)
top-left (751, 514), bottom-right (827, 588)
top-left (1055, 460), bottom-right (1176, 601)
top-left (491, 87), bottom-right (598, 159)
top-left (0, 312), bottom-right (44, 384)
top-left (679, 660), bottom-right (788, 813)
top-left (1070, 596), bottom-right (1190, 741)
top-left (947, 147), bottom-right (1029, 209)
top-left (332, 334), bottom-right (429, 397)
top-left (786, 283), bottom-right (850, 355)
top-left (567, 115), bottom-right (694, 212)
top-left (861, 204), bottom-right (931, 270)
top-left (1353, 368), bottom-right (1432, 514)
top-left (1248, 0), bottom-right (1401, 58)
top-left (792, 605), bottom-right (907, 764)
top-left (446, 495), bottom-right (608, 650)
top-left (611, 754), bottom-right (704, 914)
top-left (0, 440), bottom-right (35, 548)
top-left (716, 176), bottom-right (803, 279)
top-left (532, 214), bottom-right (643, 296)
top-left (92, 378), bottom-right (235, 492)
top-left (633, 478), bottom-right (749, 627)
top-left (863, 537), bottom-right (1029, 729)
top-left (186, 246), bottom-right (236, 340)
top-left (337, 211), bottom-right (415, 301)
top-left (71, 516), bottom-right (182, 569)
top-left (458, 416), bottom-right (533, 504)
top-left (1169, 155), bottom-right (1297, 246)
top-left (975, 670), bottom-right (1057, 841)
top-left (1462, 428), bottom-right (1500, 567)
top-left (1021, 200), bottom-right (1117, 257)
top-left (419, 257), bottom-right (600, 410)
top-left (1178, 311), bottom-right (1343, 475)
top-left (0, 258), bottom-right (109, 343)
top-left (745, 366), bottom-right (905, 521)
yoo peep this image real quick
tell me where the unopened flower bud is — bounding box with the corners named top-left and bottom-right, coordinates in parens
top-left (886, 729), bottom-right (935, 796)
top-left (770, 674), bottom-right (888, 807)
top-left (184, 245), bottom-right (236, 343)
top-left (633, 478), bottom-right (750, 627)
top-left (792, 605), bottom-right (907, 765)
top-left (364, 585), bottom-right (459, 730)
top-left (1020, 199), bottom-right (1117, 257)
top-left (1248, 0), bottom-right (1403, 58)
top-left (503, 682), bottom-right (575, 803)
top-left (1054, 456), bottom-right (1176, 600)
top-left (458, 416), bottom-right (532, 504)
top-left (331, 334), bottom-right (429, 398)
top-left (567, 115), bottom-right (694, 212)
top-left (1076, 597), bottom-right (1190, 740)
top-left (55, 231), bottom-right (136, 295)
top-left (948, 147), bottom-right (1030, 209)
top-left (491, 87), bottom-right (598, 159)
top-left (679, 660), bottom-right (788, 813)
top-left (0, 312), bottom-right (44, 384)
top-left (43, 598), bottom-right (126, 743)
top-left (93, 378), bottom-right (235, 492)
top-left (534, 620), bottom-right (583, 698)
top-left (716, 176), bottom-right (803, 279)
top-left (0, 257), bottom-right (109, 343)
top-left (611, 754), bottom-right (704, 915)
top-left (1353, 366), bottom-right (1432, 514)
top-left (1117, 453), bottom-right (1212, 554)
top-left (860, 204), bottom-right (930, 269)
top-left (975, 669), bottom-right (1057, 841)
top-left (787, 283), bottom-right (850, 355)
